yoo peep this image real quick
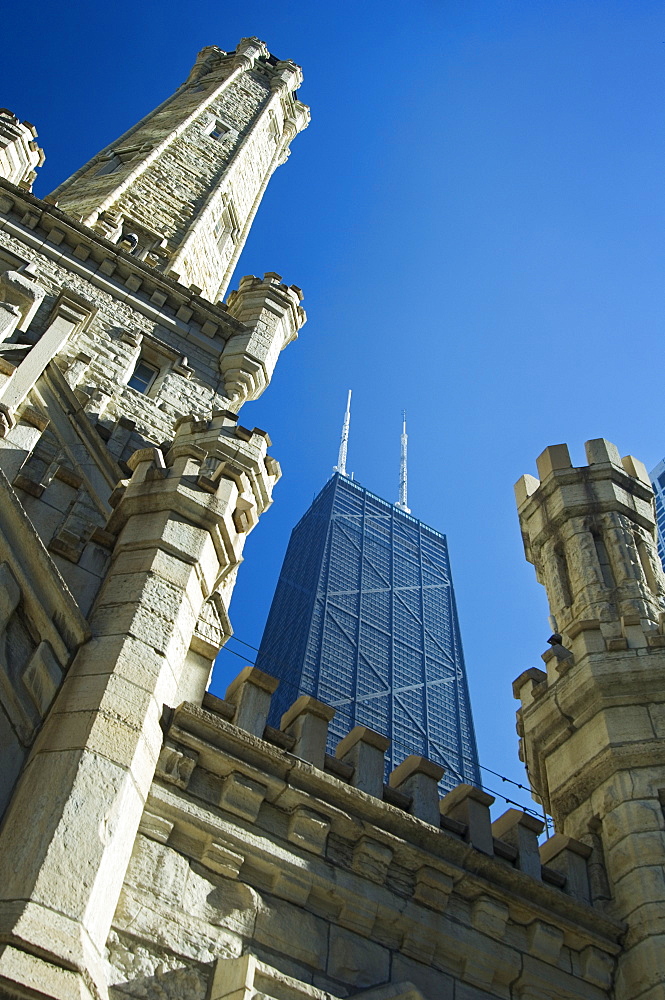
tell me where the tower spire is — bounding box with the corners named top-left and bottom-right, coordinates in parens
top-left (396, 410), bottom-right (411, 513)
top-left (333, 390), bottom-right (352, 477)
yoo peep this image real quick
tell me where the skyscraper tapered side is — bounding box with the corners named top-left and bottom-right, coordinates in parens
top-left (256, 473), bottom-right (481, 792)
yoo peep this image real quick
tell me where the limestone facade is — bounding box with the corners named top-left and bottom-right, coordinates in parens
top-left (0, 39), bottom-right (660, 1000)
top-left (0, 41), bottom-right (306, 999)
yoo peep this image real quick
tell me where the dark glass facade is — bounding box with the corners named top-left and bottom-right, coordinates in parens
top-left (256, 473), bottom-right (481, 792)
top-left (650, 459), bottom-right (665, 570)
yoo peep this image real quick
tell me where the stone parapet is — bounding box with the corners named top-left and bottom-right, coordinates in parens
top-left (115, 681), bottom-right (622, 1000)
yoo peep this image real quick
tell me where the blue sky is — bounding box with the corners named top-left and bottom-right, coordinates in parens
top-left (4, 0), bottom-right (664, 812)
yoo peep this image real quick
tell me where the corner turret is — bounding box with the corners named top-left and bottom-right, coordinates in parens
top-left (514, 439), bottom-right (665, 1000)
top-left (0, 109), bottom-right (44, 190)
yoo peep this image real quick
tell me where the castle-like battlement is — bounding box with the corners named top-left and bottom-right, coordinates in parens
top-left (0, 34), bottom-right (660, 1000)
top-left (110, 660), bottom-right (623, 1000)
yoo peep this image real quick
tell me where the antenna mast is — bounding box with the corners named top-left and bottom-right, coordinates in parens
top-left (395, 410), bottom-right (411, 513)
top-left (333, 390), bottom-right (352, 477)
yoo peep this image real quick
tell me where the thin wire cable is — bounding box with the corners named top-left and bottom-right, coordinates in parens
top-left (227, 636), bottom-right (260, 651)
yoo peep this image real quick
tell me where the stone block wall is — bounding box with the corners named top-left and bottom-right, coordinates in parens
top-left (0, 180), bottom-right (303, 606)
top-left (0, 469), bottom-right (89, 818)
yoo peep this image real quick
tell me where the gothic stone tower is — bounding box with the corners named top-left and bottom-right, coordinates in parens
top-left (0, 39), bottom-right (306, 1000)
top-left (50, 39), bottom-right (309, 303)
top-left (514, 439), bottom-right (665, 1000)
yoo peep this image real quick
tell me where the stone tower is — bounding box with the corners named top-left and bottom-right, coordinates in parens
top-left (0, 39), bottom-right (306, 1000)
top-left (49, 38), bottom-right (309, 302)
top-left (514, 439), bottom-right (665, 1000)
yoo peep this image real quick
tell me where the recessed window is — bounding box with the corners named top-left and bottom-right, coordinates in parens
top-left (116, 219), bottom-right (163, 261)
top-left (207, 119), bottom-right (228, 141)
top-left (127, 360), bottom-right (159, 394)
top-left (96, 146), bottom-right (140, 176)
top-left (214, 201), bottom-right (240, 255)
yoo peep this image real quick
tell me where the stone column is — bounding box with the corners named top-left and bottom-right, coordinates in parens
top-left (0, 417), bottom-right (280, 1000)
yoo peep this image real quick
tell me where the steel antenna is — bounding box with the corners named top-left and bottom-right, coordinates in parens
top-left (395, 410), bottom-right (411, 513)
top-left (333, 390), bottom-right (352, 477)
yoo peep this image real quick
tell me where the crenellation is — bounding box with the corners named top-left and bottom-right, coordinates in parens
top-left (492, 809), bottom-right (544, 880)
top-left (389, 755), bottom-right (444, 826)
top-left (336, 725), bottom-right (390, 797)
top-left (117, 683), bottom-right (622, 1000)
top-left (224, 664), bottom-right (279, 737)
top-left (440, 783), bottom-right (495, 855)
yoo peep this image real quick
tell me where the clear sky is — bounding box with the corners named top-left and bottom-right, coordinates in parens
top-left (4, 0), bottom-right (664, 813)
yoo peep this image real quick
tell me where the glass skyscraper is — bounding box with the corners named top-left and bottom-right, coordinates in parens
top-left (255, 472), bottom-right (481, 793)
top-left (650, 457), bottom-right (665, 569)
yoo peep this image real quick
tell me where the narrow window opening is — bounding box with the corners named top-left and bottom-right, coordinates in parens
top-left (267, 110), bottom-right (280, 141)
top-left (553, 544), bottom-right (572, 607)
top-left (636, 533), bottom-right (659, 593)
top-left (592, 532), bottom-right (616, 589)
top-left (116, 220), bottom-right (162, 261)
top-left (95, 146), bottom-right (140, 176)
top-left (127, 360), bottom-right (159, 395)
top-left (587, 818), bottom-right (612, 904)
top-left (214, 201), bottom-right (240, 262)
top-left (207, 119), bottom-right (228, 141)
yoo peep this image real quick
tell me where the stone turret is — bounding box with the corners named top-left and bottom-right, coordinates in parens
top-left (48, 39), bottom-right (309, 302)
top-left (514, 439), bottom-right (665, 1000)
top-left (224, 272), bottom-right (305, 402)
top-left (0, 109), bottom-right (44, 190)
top-left (0, 422), bottom-right (280, 998)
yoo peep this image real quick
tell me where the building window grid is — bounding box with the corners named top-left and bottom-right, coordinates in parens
top-left (258, 474), bottom-right (480, 792)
